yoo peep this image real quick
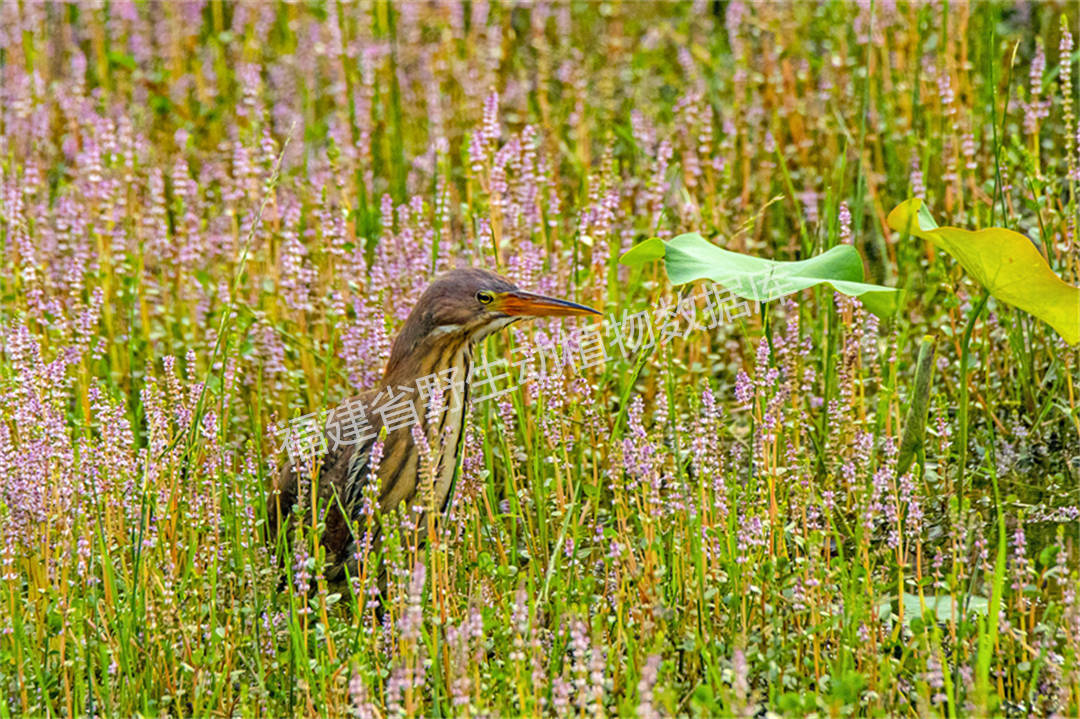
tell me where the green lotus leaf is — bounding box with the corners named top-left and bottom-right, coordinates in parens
top-left (887, 198), bottom-right (1080, 345)
top-left (877, 592), bottom-right (989, 629)
top-left (620, 233), bottom-right (901, 317)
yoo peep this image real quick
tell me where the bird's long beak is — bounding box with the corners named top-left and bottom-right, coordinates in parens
top-left (496, 290), bottom-right (602, 318)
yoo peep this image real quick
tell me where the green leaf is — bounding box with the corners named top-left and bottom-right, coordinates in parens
top-left (619, 233), bottom-right (901, 317)
top-left (877, 592), bottom-right (989, 628)
top-left (887, 198), bottom-right (1080, 345)
top-left (829, 670), bottom-right (867, 704)
top-left (896, 335), bottom-right (937, 477)
top-left (777, 692), bottom-right (805, 713)
top-left (106, 51), bottom-right (138, 71)
top-left (1038, 544), bottom-right (1060, 568)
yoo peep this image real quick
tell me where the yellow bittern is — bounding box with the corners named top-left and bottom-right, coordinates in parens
top-left (270, 268), bottom-right (601, 582)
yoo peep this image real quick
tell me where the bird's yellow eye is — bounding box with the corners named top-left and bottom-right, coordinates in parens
top-left (476, 290), bottom-right (495, 305)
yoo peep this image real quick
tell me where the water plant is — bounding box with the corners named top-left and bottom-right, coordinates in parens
top-left (0, 2), bottom-right (1077, 717)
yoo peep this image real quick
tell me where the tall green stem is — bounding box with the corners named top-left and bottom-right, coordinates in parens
top-left (957, 290), bottom-right (989, 495)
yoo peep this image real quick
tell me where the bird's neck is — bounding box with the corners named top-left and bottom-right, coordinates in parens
top-left (382, 332), bottom-right (474, 392)
top-left (380, 332), bottom-right (475, 515)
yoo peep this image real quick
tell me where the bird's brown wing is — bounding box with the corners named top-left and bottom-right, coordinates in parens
top-left (269, 390), bottom-right (382, 579)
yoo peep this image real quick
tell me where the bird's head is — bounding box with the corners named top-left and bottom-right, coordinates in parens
top-left (385, 268), bottom-right (602, 376)
top-left (422, 268), bottom-right (601, 335)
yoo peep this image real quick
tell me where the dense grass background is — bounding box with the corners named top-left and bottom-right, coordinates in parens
top-left (1, 1), bottom-right (1079, 716)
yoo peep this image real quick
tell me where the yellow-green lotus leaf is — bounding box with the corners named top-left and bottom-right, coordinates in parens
top-left (887, 198), bottom-right (1080, 345)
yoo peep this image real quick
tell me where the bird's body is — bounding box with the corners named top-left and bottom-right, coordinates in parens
top-left (270, 268), bottom-right (600, 583)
